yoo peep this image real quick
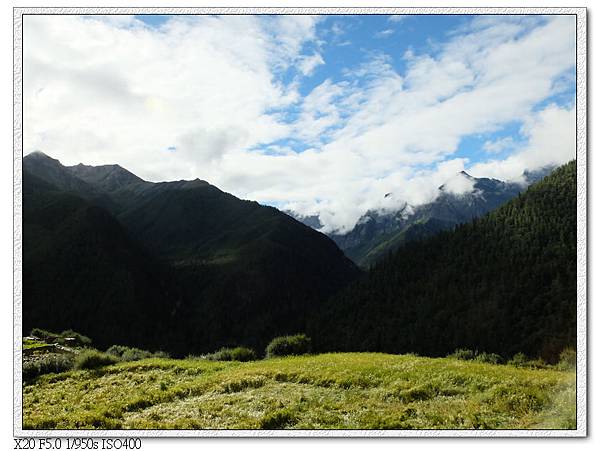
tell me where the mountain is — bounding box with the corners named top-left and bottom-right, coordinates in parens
top-left (294, 170), bottom-right (552, 267)
top-left (22, 169), bottom-right (178, 351)
top-left (67, 162), bottom-right (145, 193)
top-left (23, 152), bottom-right (117, 212)
top-left (22, 152), bottom-right (360, 355)
top-left (310, 161), bottom-right (576, 362)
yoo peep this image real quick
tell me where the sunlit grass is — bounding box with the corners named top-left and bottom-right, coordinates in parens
top-left (23, 353), bottom-right (575, 430)
top-left (23, 340), bottom-right (50, 350)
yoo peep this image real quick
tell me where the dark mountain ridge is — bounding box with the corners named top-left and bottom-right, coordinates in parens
top-left (67, 162), bottom-right (145, 193)
top-left (24, 152), bottom-right (117, 212)
top-left (22, 169), bottom-right (179, 350)
top-left (22, 152), bottom-right (360, 355)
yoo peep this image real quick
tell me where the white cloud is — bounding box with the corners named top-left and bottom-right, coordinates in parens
top-left (375, 29), bottom-right (395, 39)
top-left (483, 136), bottom-right (515, 154)
top-left (298, 52), bottom-right (325, 76)
top-left (469, 105), bottom-right (576, 182)
top-left (388, 15), bottom-right (408, 23)
top-left (441, 171), bottom-right (476, 196)
top-left (24, 15), bottom-right (576, 234)
top-left (24, 15), bottom-right (317, 179)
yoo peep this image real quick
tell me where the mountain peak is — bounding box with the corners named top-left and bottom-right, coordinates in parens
top-left (25, 151), bottom-right (60, 164)
top-left (183, 178), bottom-right (210, 189)
top-left (438, 170), bottom-right (477, 194)
top-left (67, 162), bottom-right (145, 191)
top-left (458, 170), bottom-right (476, 180)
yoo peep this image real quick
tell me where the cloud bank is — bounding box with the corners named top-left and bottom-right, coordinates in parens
top-left (23, 14), bottom-right (576, 233)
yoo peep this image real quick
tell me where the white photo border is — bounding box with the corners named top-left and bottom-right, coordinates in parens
top-left (13, 6), bottom-right (588, 438)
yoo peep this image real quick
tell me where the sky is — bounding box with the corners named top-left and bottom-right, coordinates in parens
top-left (23, 14), bottom-right (576, 233)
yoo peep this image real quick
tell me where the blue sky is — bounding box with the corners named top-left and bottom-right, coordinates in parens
top-left (24, 14), bottom-right (576, 232)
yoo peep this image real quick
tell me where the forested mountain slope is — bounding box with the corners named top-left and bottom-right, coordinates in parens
top-left (22, 169), bottom-right (179, 350)
top-left (22, 153), bottom-right (360, 355)
top-left (311, 161), bottom-right (576, 362)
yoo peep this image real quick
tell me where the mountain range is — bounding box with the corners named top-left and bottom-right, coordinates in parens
top-left (292, 168), bottom-right (552, 267)
top-left (22, 152), bottom-right (575, 361)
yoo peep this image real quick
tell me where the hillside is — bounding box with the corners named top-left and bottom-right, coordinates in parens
top-left (22, 153), bottom-right (360, 355)
top-left (22, 169), bottom-right (180, 351)
top-left (311, 162), bottom-right (576, 362)
top-left (22, 353), bottom-right (575, 430)
top-left (24, 152), bottom-right (117, 212)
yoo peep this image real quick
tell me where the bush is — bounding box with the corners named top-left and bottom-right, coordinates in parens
top-left (475, 352), bottom-right (503, 364)
top-left (106, 345), bottom-right (129, 358)
top-left (30, 328), bottom-right (58, 341)
top-left (508, 352), bottom-right (529, 367)
top-left (204, 347), bottom-right (257, 362)
top-left (449, 348), bottom-right (475, 361)
top-left (265, 334), bottom-right (311, 358)
top-left (557, 347), bottom-right (576, 370)
top-left (23, 354), bottom-right (74, 381)
top-left (59, 330), bottom-right (92, 347)
top-left (74, 350), bottom-right (119, 370)
top-left (121, 348), bottom-right (154, 362)
top-left (30, 328), bottom-right (92, 347)
top-left (526, 358), bottom-right (548, 369)
top-left (106, 345), bottom-right (169, 361)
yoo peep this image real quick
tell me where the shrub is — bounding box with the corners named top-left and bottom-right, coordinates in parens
top-left (121, 348), bottom-right (154, 362)
top-left (204, 347), bottom-right (257, 362)
top-left (557, 347), bottom-right (576, 370)
top-left (106, 345), bottom-right (130, 358)
top-left (474, 352), bottom-right (503, 364)
top-left (526, 358), bottom-right (548, 369)
top-left (59, 330), bottom-right (92, 347)
top-left (449, 348), bottom-right (475, 361)
top-left (265, 334), bottom-right (311, 358)
top-left (153, 351), bottom-right (170, 359)
top-left (106, 345), bottom-right (169, 361)
top-left (30, 328), bottom-right (59, 341)
top-left (74, 350), bottom-right (119, 370)
top-left (508, 352), bottom-right (529, 367)
top-left (30, 328), bottom-right (92, 347)
top-left (23, 354), bottom-right (74, 381)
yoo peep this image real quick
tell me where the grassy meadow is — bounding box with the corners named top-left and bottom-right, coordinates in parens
top-left (23, 352), bottom-right (575, 430)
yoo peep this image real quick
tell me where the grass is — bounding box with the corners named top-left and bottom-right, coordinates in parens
top-left (22, 352), bottom-right (576, 430)
top-left (23, 340), bottom-right (50, 350)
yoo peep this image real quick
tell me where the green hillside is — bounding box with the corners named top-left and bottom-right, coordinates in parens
top-left (23, 353), bottom-right (575, 430)
top-left (312, 161), bottom-right (576, 362)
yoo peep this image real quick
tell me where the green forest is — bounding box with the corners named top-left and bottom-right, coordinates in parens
top-left (312, 161), bottom-right (576, 362)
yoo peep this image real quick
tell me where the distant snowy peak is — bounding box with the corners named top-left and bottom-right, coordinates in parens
top-left (303, 168), bottom-right (553, 267)
top-left (438, 170), bottom-right (478, 196)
